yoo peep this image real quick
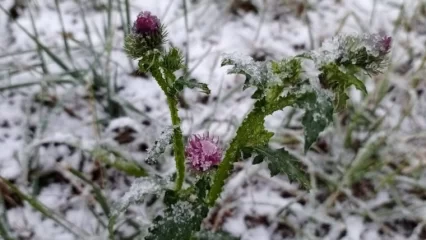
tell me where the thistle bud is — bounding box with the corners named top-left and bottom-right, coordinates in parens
top-left (329, 33), bottom-right (392, 74)
top-left (375, 35), bottom-right (392, 56)
top-left (185, 133), bottom-right (222, 172)
top-left (132, 11), bottom-right (160, 36)
top-left (124, 11), bottom-right (166, 59)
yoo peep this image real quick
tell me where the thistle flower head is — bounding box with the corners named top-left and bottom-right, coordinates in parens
top-left (185, 133), bottom-right (222, 172)
top-left (132, 11), bottom-right (160, 36)
top-left (317, 33), bottom-right (392, 74)
top-left (375, 35), bottom-right (392, 56)
top-left (124, 11), bottom-right (166, 59)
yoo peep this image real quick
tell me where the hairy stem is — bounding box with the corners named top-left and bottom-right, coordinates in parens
top-left (150, 65), bottom-right (186, 191)
top-left (208, 93), bottom-right (301, 205)
top-left (167, 96), bottom-right (186, 191)
top-left (207, 124), bottom-right (244, 205)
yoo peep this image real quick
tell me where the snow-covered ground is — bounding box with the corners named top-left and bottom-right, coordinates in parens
top-left (0, 0), bottom-right (426, 239)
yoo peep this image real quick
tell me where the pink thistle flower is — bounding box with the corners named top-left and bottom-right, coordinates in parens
top-left (366, 34), bottom-right (392, 56)
top-left (125, 11), bottom-right (165, 59)
top-left (377, 35), bottom-right (392, 55)
top-left (132, 11), bottom-right (160, 36)
top-left (185, 133), bottom-right (222, 172)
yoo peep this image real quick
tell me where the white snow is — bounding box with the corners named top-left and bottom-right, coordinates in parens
top-left (0, 0), bottom-right (425, 239)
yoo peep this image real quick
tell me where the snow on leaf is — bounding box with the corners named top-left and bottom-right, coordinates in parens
top-left (92, 147), bottom-right (148, 177)
top-left (111, 177), bottom-right (167, 217)
top-left (145, 200), bottom-right (208, 240)
top-left (221, 53), bottom-right (269, 89)
top-left (319, 63), bottom-right (367, 111)
top-left (250, 146), bottom-right (310, 188)
top-left (294, 91), bottom-right (334, 152)
top-left (309, 34), bottom-right (391, 74)
top-left (270, 58), bottom-right (302, 86)
top-left (108, 176), bottom-right (169, 238)
top-left (145, 126), bottom-right (174, 165)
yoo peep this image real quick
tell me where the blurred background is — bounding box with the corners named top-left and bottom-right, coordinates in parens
top-left (0, 0), bottom-right (426, 239)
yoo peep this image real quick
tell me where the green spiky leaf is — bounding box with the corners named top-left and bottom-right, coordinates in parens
top-left (164, 189), bottom-right (179, 206)
top-left (252, 154), bottom-right (264, 164)
top-left (163, 48), bottom-right (185, 72)
top-left (195, 175), bottom-right (212, 202)
top-left (108, 177), bottom-right (167, 237)
top-left (319, 63), bottom-right (367, 111)
top-left (146, 201), bottom-right (209, 240)
top-left (270, 58), bottom-right (302, 85)
top-left (173, 77), bottom-right (211, 95)
top-left (294, 91), bottom-right (334, 152)
top-left (250, 146), bottom-right (309, 188)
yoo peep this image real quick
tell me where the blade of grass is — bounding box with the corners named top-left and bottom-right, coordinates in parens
top-left (75, 0), bottom-right (101, 73)
top-left (182, 0), bottom-right (190, 71)
top-left (106, 68), bottom-right (124, 118)
top-left (110, 96), bottom-right (160, 126)
top-left (302, 0), bottom-right (315, 49)
top-left (125, 0), bottom-right (131, 33)
top-left (117, 0), bottom-right (134, 71)
top-left (0, 63), bottom-right (43, 80)
top-left (0, 221), bottom-right (13, 240)
top-left (54, 0), bottom-right (73, 63)
top-left (0, 6), bottom-right (81, 80)
top-left (88, 205), bottom-right (107, 229)
top-left (0, 196), bottom-right (13, 240)
top-left (0, 78), bottom-right (76, 91)
top-left (91, 147), bottom-right (148, 177)
top-left (103, 0), bottom-right (116, 118)
top-left (76, 0), bottom-right (95, 49)
top-left (28, 4), bottom-right (49, 74)
top-left (0, 178), bottom-right (89, 239)
top-left (106, 0), bottom-right (113, 39)
top-left (68, 168), bottom-right (111, 217)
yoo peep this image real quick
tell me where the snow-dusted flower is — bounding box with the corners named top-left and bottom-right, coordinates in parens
top-left (124, 11), bottom-right (166, 59)
top-left (132, 11), bottom-right (160, 36)
top-left (185, 133), bottom-right (222, 172)
top-left (375, 35), bottom-right (392, 56)
top-left (329, 33), bottom-right (392, 74)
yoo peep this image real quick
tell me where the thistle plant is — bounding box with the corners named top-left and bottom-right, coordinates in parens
top-left (123, 11), bottom-right (209, 193)
top-left (110, 10), bottom-right (392, 240)
top-left (124, 11), bottom-right (166, 59)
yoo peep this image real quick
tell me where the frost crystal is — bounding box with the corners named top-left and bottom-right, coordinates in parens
top-left (222, 53), bottom-right (270, 87)
top-left (112, 177), bottom-right (167, 216)
top-left (171, 201), bottom-right (194, 223)
top-left (145, 126), bottom-right (174, 165)
top-left (185, 133), bottom-right (222, 172)
top-left (309, 33), bottom-right (391, 73)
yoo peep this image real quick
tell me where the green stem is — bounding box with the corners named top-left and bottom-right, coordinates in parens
top-left (150, 63), bottom-right (186, 191)
top-left (207, 108), bottom-right (265, 205)
top-left (207, 93), bottom-right (302, 205)
top-left (207, 129), bottom-right (242, 205)
top-left (167, 97), bottom-right (186, 191)
top-left (167, 96), bottom-right (185, 191)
